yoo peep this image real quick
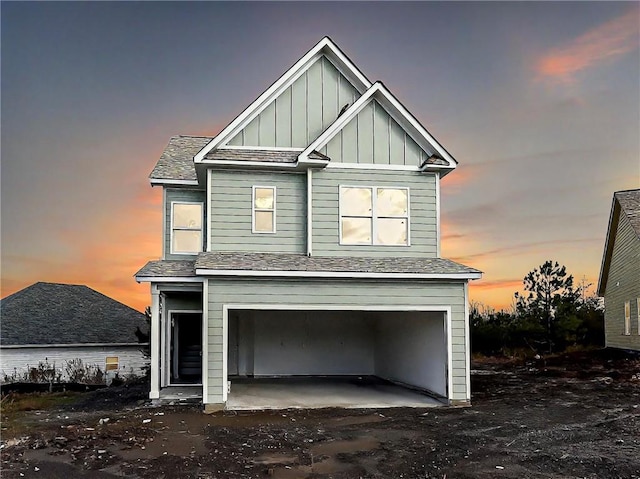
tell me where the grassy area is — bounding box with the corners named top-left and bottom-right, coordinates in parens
top-left (2, 391), bottom-right (82, 414)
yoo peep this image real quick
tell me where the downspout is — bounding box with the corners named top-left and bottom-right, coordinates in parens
top-left (307, 168), bottom-right (313, 256)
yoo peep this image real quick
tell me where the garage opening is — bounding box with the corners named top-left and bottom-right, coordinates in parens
top-left (226, 310), bottom-right (448, 409)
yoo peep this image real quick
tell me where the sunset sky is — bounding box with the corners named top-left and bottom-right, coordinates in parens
top-left (2, 2), bottom-right (639, 312)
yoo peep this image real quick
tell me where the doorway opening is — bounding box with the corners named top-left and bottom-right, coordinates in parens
top-left (170, 312), bottom-right (202, 385)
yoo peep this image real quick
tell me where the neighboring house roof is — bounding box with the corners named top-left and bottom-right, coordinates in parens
top-left (205, 149), bottom-right (330, 164)
top-left (597, 189), bottom-right (640, 296)
top-left (149, 135), bottom-right (211, 185)
top-left (0, 282), bottom-right (148, 346)
top-left (135, 254), bottom-right (481, 280)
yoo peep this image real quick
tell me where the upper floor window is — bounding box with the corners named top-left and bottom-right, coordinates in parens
top-left (253, 186), bottom-right (276, 233)
top-left (624, 300), bottom-right (631, 335)
top-left (171, 202), bottom-right (203, 254)
top-left (339, 186), bottom-right (409, 246)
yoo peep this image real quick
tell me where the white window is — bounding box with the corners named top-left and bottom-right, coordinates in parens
top-left (340, 186), bottom-right (409, 246)
top-left (252, 186), bottom-right (276, 233)
top-left (171, 202), bottom-right (203, 254)
top-left (637, 298), bottom-right (640, 335)
top-left (624, 300), bottom-right (631, 335)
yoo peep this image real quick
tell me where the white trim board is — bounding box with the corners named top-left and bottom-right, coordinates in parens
top-left (196, 269), bottom-right (482, 280)
top-left (150, 179), bottom-right (199, 186)
top-left (220, 303), bottom-right (454, 403)
top-left (194, 37), bottom-right (372, 161)
top-left (136, 277), bottom-right (204, 284)
top-left (1, 343), bottom-right (147, 349)
top-left (299, 82), bottom-right (457, 169)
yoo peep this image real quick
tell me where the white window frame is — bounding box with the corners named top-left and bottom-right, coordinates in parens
top-left (170, 201), bottom-right (204, 255)
top-left (637, 298), bottom-right (640, 336)
top-left (338, 185), bottom-right (410, 246)
top-left (624, 300), bottom-right (631, 335)
top-left (252, 185), bottom-right (276, 234)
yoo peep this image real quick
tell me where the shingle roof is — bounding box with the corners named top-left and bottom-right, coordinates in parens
top-left (135, 260), bottom-right (196, 278)
top-left (195, 252), bottom-right (481, 276)
top-left (615, 189), bottom-right (640, 238)
top-left (149, 135), bottom-right (211, 181)
top-left (0, 283), bottom-right (148, 346)
top-left (204, 149), bottom-right (329, 163)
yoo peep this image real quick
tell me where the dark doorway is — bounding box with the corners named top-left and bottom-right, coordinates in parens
top-left (170, 313), bottom-right (202, 384)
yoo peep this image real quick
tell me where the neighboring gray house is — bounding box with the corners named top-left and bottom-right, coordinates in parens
top-left (135, 37), bottom-right (481, 410)
top-left (0, 282), bottom-right (149, 380)
top-left (598, 189), bottom-right (640, 352)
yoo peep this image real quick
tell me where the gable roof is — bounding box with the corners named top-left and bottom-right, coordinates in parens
top-left (194, 37), bottom-right (372, 162)
top-left (0, 282), bottom-right (148, 346)
top-left (300, 82), bottom-right (457, 172)
top-left (597, 189), bottom-right (640, 296)
top-left (150, 135), bottom-right (211, 185)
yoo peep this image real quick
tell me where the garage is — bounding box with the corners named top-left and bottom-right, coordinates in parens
top-left (224, 308), bottom-right (450, 409)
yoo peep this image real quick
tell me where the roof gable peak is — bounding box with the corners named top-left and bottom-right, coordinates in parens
top-left (300, 82), bottom-right (457, 172)
top-left (194, 37), bottom-right (372, 162)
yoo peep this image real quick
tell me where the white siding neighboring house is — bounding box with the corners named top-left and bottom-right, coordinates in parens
top-left (598, 189), bottom-right (640, 352)
top-left (0, 282), bottom-right (149, 381)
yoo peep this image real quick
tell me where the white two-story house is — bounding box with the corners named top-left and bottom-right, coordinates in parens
top-left (135, 37), bottom-right (482, 411)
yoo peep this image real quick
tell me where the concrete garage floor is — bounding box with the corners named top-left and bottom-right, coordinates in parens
top-left (226, 376), bottom-right (444, 410)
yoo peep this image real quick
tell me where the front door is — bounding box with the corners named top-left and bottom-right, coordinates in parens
top-left (170, 313), bottom-right (202, 384)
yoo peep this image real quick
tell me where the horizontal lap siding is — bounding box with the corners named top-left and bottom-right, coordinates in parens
top-left (206, 278), bottom-right (467, 403)
top-left (604, 212), bottom-right (640, 351)
top-left (312, 169), bottom-right (437, 257)
top-left (0, 346), bottom-right (148, 380)
top-left (164, 188), bottom-right (206, 260)
top-left (210, 170), bottom-right (305, 253)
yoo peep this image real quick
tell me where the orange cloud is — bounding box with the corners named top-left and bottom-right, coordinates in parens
top-left (1, 187), bottom-right (162, 312)
top-left (536, 7), bottom-right (639, 83)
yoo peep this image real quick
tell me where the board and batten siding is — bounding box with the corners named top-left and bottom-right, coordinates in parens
top-left (164, 188), bottom-right (206, 260)
top-left (205, 278), bottom-right (468, 404)
top-left (312, 169), bottom-right (437, 257)
top-left (227, 56), bottom-right (359, 148)
top-left (0, 346), bottom-right (148, 380)
top-left (604, 212), bottom-right (640, 351)
top-left (319, 100), bottom-right (435, 166)
top-left (209, 170), bottom-right (306, 254)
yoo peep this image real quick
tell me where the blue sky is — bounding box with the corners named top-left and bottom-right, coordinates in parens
top-left (2, 2), bottom-right (638, 310)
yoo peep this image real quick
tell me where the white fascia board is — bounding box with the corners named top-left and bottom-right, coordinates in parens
top-left (150, 178), bottom-right (200, 186)
top-left (136, 276), bottom-right (203, 283)
top-left (195, 268), bottom-right (482, 280)
top-left (1, 343), bottom-right (148, 349)
top-left (199, 159), bottom-right (328, 171)
top-left (597, 197), bottom-right (618, 296)
top-left (194, 37), bottom-right (372, 162)
top-left (300, 82), bottom-right (457, 168)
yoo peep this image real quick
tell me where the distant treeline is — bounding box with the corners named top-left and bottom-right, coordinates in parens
top-left (472, 261), bottom-right (605, 356)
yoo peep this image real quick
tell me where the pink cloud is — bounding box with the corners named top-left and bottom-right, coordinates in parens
top-left (536, 7), bottom-right (639, 83)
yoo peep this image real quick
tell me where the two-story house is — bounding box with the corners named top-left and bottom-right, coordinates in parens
top-left (135, 37), bottom-right (482, 411)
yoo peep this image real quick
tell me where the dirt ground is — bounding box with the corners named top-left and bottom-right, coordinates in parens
top-left (2, 349), bottom-right (639, 478)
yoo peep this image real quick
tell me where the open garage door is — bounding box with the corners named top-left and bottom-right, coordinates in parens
top-left (226, 309), bottom-right (449, 408)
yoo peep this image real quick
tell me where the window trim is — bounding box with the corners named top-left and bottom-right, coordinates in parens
top-left (338, 185), bottom-right (411, 246)
top-left (252, 185), bottom-right (277, 234)
top-left (637, 298), bottom-right (640, 336)
top-left (624, 300), bottom-right (631, 335)
top-left (170, 201), bottom-right (204, 255)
